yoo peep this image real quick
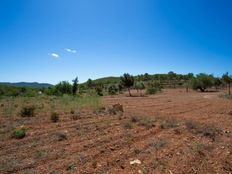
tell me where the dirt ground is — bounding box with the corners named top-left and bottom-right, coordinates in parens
top-left (0, 89), bottom-right (232, 174)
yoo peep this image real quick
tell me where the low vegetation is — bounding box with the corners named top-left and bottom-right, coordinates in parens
top-left (50, 112), bottom-right (59, 123)
top-left (11, 127), bottom-right (27, 139)
top-left (20, 105), bottom-right (35, 117)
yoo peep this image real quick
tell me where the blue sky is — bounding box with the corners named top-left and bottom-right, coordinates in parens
top-left (0, 0), bottom-right (232, 84)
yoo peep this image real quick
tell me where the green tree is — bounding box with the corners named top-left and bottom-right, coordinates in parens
top-left (214, 77), bottom-right (222, 90)
top-left (191, 73), bottom-right (214, 92)
top-left (72, 77), bottom-right (79, 95)
top-left (135, 81), bottom-right (145, 96)
top-left (55, 81), bottom-right (72, 95)
top-left (120, 73), bottom-right (134, 97)
top-left (86, 79), bottom-right (93, 89)
top-left (107, 84), bottom-right (118, 95)
top-left (168, 71), bottom-right (177, 88)
top-left (185, 73), bottom-right (194, 92)
top-left (222, 72), bottom-right (232, 95)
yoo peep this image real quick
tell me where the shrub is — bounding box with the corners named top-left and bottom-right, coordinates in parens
top-left (135, 82), bottom-right (145, 95)
top-left (11, 127), bottom-right (27, 139)
top-left (20, 105), bottom-right (35, 117)
top-left (70, 109), bottom-right (75, 114)
top-left (185, 120), bottom-right (197, 131)
top-left (145, 87), bottom-right (158, 95)
top-left (123, 121), bottom-right (133, 129)
top-left (51, 112), bottom-right (59, 122)
top-left (160, 119), bottom-right (178, 129)
top-left (138, 117), bottom-right (155, 129)
top-left (196, 125), bottom-right (219, 141)
top-left (147, 81), bottom-right (162, 91)
top-left (130, 115), bottom-right (140, 123)
top-left (95, 86), bottom-right (103, 96)
top-left (191, 73), bottom-right (214, 92)
top-left (107, 84), bottom-right (118, 95)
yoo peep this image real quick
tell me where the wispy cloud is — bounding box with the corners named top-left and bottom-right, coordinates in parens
top-left (49, 53), bottom-right (59, 58)
top-left (64, 48), bottom-right (77, 53)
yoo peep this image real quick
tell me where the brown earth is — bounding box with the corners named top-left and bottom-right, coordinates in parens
top-left (0, 89), bottom-right (232, 174)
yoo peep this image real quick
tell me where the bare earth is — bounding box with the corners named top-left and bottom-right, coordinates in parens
top-left (0, 89), bottom-right (232, 174)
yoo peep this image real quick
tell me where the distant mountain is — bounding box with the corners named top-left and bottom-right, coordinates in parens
top-left (0, 82), bottom-right (53, 88)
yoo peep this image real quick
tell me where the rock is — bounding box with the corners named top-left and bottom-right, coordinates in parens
top-left (130, 159), bottom-right (141, 165)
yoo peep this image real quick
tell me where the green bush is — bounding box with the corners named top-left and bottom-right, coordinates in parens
top-left (20, 105), bottom-right (35, 117)
top-left (108, 84), bottom-right (118, 95)
top-left (95, 86), bottom-right (103, 96)
top-left (191, 73), bottom-right (214, 92)
top-left (145, 87), bottom-right (158, 95)
top-left (11, 127), bottom-right (27, 139)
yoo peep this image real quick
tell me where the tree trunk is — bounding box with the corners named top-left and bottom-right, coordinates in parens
top-left (128, 88), bottom-right (132, 97)
top-left (229, 83), bottom-right (231, 95)
top-left (198, 87), bottom-right (205, 92)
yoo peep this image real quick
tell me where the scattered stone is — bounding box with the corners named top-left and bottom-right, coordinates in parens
top-left (130, 159), bottom-right (141, 165)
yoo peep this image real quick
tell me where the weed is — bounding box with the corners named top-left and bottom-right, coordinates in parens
top-left (11, 127), bottom-right (27, 139)
top-left (92, 160), bottom-right (97, 168)
top-left (196, 125), bottom-right (220, 141)
top-left (130, 115), bottom-right (140, 123)
top-left (20, 105), bottom-right (35, 117)
top-left (191, 141), bottom-right (206, 156)
top-left (72, 113), bottom-right (81, 120)
top-left (138, 117), bottom-right (155, 129)
top-left (50, 112), bottom-right (59, 123)
top-left (123, 121), bottom-right (133, 129)
top-left (160, 119), bottom-right (178, 129)
top-left (70, 109), bottom-right (75, 114)
top-left (150, 139), bottom-right (167, 150)
top-left (185, 120), bottom-right (197, 131)
top-left (36, 150), bottom-right (48, 159)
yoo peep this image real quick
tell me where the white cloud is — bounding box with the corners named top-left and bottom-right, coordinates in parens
top-left (65, 48), bottom-right (77, 53)
top-left (49, 53), bottom-right (59, 58)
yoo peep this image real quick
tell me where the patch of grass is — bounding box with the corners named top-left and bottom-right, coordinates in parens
top-left (185, 120), bottom-right (197, 131)
top-left (138, 117), bottom-right (155, 129)
top-left (130, 115), bottom-right (140, 123)
top-left (50, 112), bottom-right (59, 123)
top-left (191, 141), bottom-right (205, 155)
top-left (20, 105), bottom-right (35, 117)
top-left (92, 160), bottom-right (97, 168)
top-left (123, 121), bottom-right (133, 129)
top-left (35, 150), bottom-right (48, 159)
top-left (219, 94), bottom-right (232, 100)
top-left (70, 109), bottom-right (75, 114)
top-left (150, 139), bottom-right (167, 150)
top-left (160, 119), bottom-right (179, 129)
top-left (196, 125), bottom-right (220, 141)
top-left (11, 127), bottom-right (27, 139)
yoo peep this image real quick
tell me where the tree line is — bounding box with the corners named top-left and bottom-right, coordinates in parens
top-left (0, 72), bottom-right (231, 97)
